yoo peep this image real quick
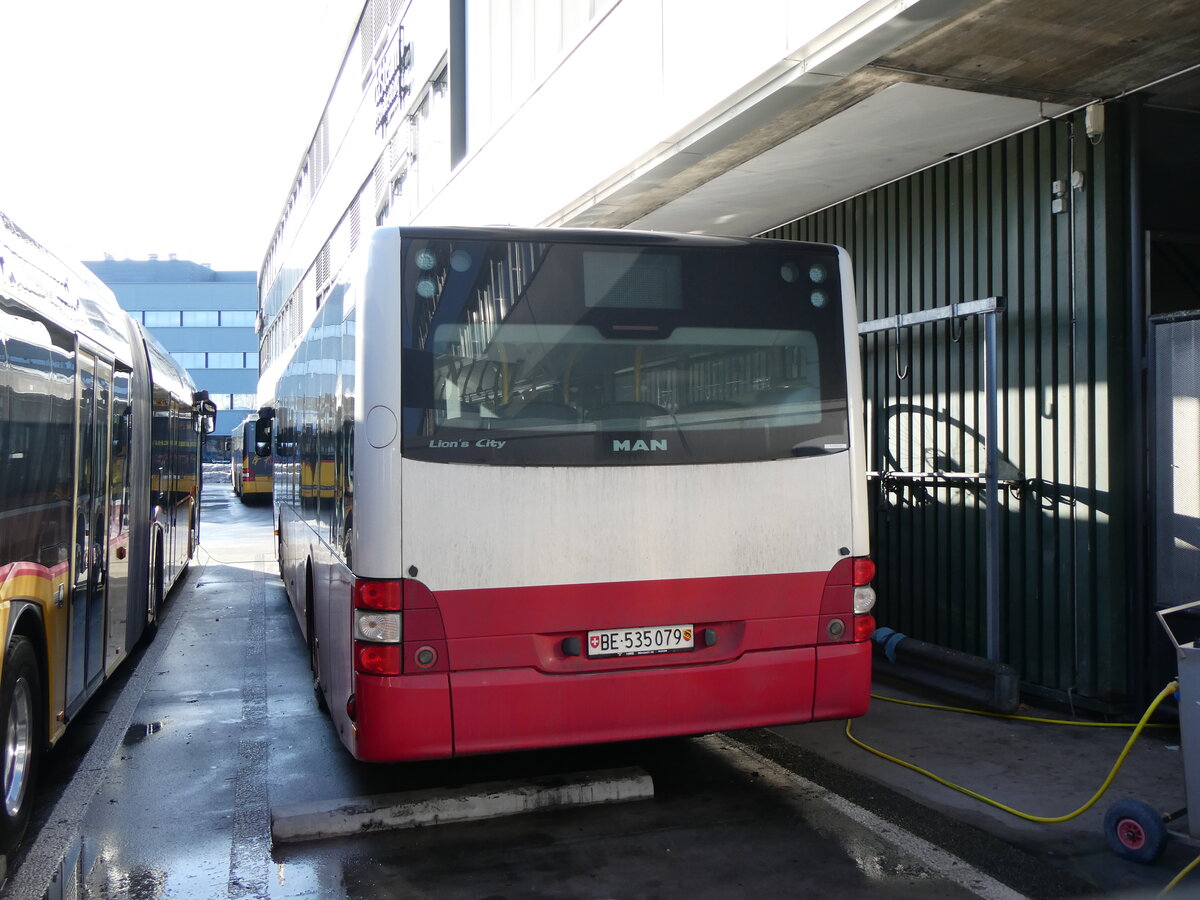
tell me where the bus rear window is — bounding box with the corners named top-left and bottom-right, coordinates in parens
top-left (400, 238), bottom-right (849, 466)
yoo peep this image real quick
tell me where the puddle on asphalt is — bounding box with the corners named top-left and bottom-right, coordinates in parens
top-left (41, 833), bottom-right (169, 900)
top-left (122, 722), bottom-right (164, 745)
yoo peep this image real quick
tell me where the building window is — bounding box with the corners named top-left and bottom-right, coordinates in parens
top-left (208, 352), bottom-right (246, 368)
top-left (182, 310), bottom-right (220, 327)
top-left (173, 352), bottom-right (207, 368)
top-left (231, 393), bottom-right (257, 409)
top-left (144, 310), bottom-right (181, 327)
top-left (246, 351), bottom-right (259, 368)
top-left (220, 310), bottom-right (257, 327)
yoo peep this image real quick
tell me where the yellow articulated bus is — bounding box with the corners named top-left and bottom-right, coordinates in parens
top-left (0, 209), bottom-right (215, 853)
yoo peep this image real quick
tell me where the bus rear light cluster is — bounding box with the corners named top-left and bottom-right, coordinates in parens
top-left (851, 558), bottom-right (877, 641)
top-left (852, 556), bottom-right (877, 614)
top-left (354, 578), bottom-right (403, 676)
top-left (352, 577), bottom-right (449, 675)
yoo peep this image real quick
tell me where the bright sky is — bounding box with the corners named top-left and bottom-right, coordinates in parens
top-left (0, 1), bottom-right (350, 273)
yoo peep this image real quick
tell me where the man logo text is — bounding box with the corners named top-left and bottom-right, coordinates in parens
top-left (612, 439), bottom-right (668, 452)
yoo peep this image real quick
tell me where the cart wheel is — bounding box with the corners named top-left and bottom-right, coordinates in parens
top-left (1104, 798), bottom-right (1168, 863)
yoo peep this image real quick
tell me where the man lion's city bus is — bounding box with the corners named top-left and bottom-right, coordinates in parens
top-left (260, 226), bottom-right (875, 762)
top-left (0, 210), bottom-right (213, 851)
top-left (231, 413), bottom-right (273, 504)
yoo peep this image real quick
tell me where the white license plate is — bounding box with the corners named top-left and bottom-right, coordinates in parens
top-left (586, 624), bottom-right (694, 658)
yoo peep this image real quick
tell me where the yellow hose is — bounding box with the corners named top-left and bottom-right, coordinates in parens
top-left (1160, 853), bottom-right (1200, 896)
top-left (844, 680), bottom-right (1179, 824)
top-left (872, 693), bottom-right (1174, 728)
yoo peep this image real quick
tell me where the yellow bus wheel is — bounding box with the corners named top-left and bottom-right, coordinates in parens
top-left (0, 635), bottom-right (41, 855)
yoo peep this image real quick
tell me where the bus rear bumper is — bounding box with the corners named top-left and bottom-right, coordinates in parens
top-left (352, 642), bottom-right (870, 761)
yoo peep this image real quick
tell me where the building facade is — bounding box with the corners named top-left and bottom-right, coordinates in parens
top-left (85, 257), bottom-right (258, 457)
top-left (256, 0), bottom-right (1200, 712)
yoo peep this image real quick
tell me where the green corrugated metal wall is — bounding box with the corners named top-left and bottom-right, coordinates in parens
top-left (762, 108), bottom-right (1134, 709)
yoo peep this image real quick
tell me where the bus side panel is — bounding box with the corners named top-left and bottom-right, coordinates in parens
top-left (812, 642), bottom-right (872, 720)
top-left (353, 673), bottom-right (454, 762)
top-left (278, 504), bottom-right (308, 629)
top-left (448, 648), bottom-right (817, 756)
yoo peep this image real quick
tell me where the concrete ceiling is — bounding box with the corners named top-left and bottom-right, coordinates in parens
top-left (559, 0), bottom-right (1200, 236)
top-left (628, 83), bottom-right (1070, 237)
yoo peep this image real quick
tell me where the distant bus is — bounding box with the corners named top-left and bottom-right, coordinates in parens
top-left (230, 414), bottom-right (272, 503)
top-left (259, 226), bottom-right (875, 762)
top-left (0, 210), bottom-right (214, 851)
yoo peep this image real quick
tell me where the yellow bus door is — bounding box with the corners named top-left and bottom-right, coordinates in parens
top-left (67, 348), bottom-right (112, 714)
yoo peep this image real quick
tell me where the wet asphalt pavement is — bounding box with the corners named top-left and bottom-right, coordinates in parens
top-left (3, 474), bottom-right (1194, 898)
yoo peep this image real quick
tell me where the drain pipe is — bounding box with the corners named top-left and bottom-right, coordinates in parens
top-left (1126, 97), bottom-right (1149, 706)
top-left (873, 627), bottom-right (1020, 713)
top-left (984, 304), bottom-right (1001, 661)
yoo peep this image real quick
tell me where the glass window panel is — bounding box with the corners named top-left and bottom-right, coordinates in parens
top-left (398, 238), bottom-right (849, 467)
top-left (182, 310), bottom-right (219, 327)
top-left (207, 352), bottom-right (245, 368)
top-left (144, 310), bottom-right (180, 327)
top-left (171, 352), bottom-right (207, 368)
top-left (220, 310), bottom-right (257, 327)
top-left (231, 393), bottom-right (257, 409)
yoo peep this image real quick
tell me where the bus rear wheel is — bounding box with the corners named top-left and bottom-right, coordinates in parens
top-left (0, 635), bottom-right (42, 855)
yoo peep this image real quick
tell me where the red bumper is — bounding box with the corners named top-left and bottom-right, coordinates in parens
top-left (351, 641), bottom-right (870, 761)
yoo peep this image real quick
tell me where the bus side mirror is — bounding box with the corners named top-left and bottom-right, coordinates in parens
top-left (192, 392), bottom-right (217, 435)
top-left (255, 407), bottom-right (275, 458)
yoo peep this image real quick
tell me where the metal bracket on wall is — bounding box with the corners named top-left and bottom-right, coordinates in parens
top-left (858, 296), bottom-right (1007, 661)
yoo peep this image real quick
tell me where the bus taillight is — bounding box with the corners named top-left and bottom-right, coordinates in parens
top-left (354, 578), bottom-right (403, 675)
top-left (354, 642), bottom-right (401, 675)
top-left (852, 558), bottom-right (876, 586)
top-left (354, 578), bottom-right (402, 610)
top-left (852, 557), bottom-right (876, 615)
top-left (852, 558), bottom-right (877, 642)
top-left (853, 614), bottom-right (876, 642)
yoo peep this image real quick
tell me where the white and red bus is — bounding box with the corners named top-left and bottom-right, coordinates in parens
top-left (262, 226), bottom-right (875, 762)
top-left (0, 210), bottom-right (214, 850)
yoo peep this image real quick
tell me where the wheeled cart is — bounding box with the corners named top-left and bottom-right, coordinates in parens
top-left (1104, 600), bottom-right (1200, 862)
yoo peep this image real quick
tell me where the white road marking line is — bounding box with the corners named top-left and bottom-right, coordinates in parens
top-left (707, 734), bottom-right (1029, 900)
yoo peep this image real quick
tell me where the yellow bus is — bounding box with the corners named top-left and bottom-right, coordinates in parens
top-left (230, 414), bottom-right (273, 503)
top-left (0, 210), bottom-right (214, 852)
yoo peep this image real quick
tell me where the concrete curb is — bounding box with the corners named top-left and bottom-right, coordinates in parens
top-left (271, 766), bottom-right (654, 843)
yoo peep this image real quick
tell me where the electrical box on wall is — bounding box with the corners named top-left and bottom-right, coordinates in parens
top-left (1085, 103), bottom-right (1105, 141)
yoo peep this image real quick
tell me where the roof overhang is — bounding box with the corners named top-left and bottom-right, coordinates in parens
top-left (551, 0), bottom-right (1200, 236)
